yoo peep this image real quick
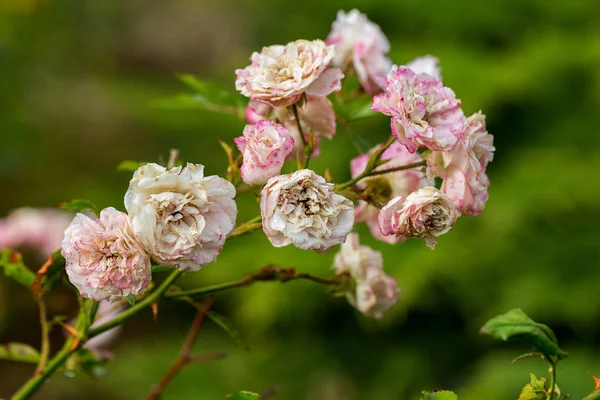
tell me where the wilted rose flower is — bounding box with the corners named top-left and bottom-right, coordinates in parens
top-left (350, 142), bottom-right (431, 244)
top-left (404, 55), bottom-right (442, 80)
top-left (124, 163), bottom-right (237, 271)
top-left (234, 121), bottom-right (294, 185)
top-left (429, 112), bottom-right (495, 216)
top-left (352, 269), bottom-right (399, 319)
top-left (372, 66), bottom-right (464, 153)
top-left (62, 207), bottom-right (152, 302)
top-left (235, 39), bottom-right (344, 107)
top-left (379, 187), bottom-right (457, 249)
top-left (0, 208), bottom-right (72, 256)
top-left (333, 232), bottom-right (383, 276)
top-left (326, 9), bottom-right (392, 93)
top-left (333, 233), bottom-right (398, 318)
top-left (261, 169), bottom-right (354, 251)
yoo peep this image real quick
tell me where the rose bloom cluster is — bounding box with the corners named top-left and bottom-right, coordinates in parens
top-left (60, 9), bottom-right (494, 319)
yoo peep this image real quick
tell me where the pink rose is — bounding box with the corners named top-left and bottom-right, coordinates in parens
top-left (261, 169), bottom-right (354, 251)
top-left (353, 269), bottom-right (399, 319)
top-left (350, 142), bottom-right (431, 244)
top-left (234, 121), bottom-right (294, 185)
top-left (62, 207), bottom-right (152, 302)
top-left (379, 187), bottom-right (457, 249)
top-left (372, 66), bottom-right (464, 153)
top-left (124, 163), bottom-right (237, 271)
top-left (332, 233), bottom-right (399, 318)
top-left (429, 112), bottom-right (495, 216)
top-left (0, 208), bottom-right (72, 257)
top-left (235, 39), bottom-right (344, 107)
top-left (245, 95), bottom-right (337, 161)
top-left (326, 9), bottom-right (392, 93)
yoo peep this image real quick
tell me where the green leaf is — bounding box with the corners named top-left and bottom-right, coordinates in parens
top-left (420, 390), bottom-right (459, 400)
top-left (32, 250), bottom-right (66, 296)
top-left (127, 295), bottom-right (136, 306)
top-left (207, 310), bottom-right (243, 347)
top-left (153, 74), bottom-right (243, 116)
top-left (480, 308), bottom-right (568, 361)
top-left (58, 199), bottom-right (97, 214)
top-left (0, 343), bottom-right (41, 363)
top-left (0, 249), bottom-right (36, 287)
top-left (117, 160), bottom-right (146, 172)
top-left (226, 391), bottom-right (260, 400)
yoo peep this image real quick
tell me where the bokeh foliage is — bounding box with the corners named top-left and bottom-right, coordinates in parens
top-left (1, 0), bottom-right (600, 399)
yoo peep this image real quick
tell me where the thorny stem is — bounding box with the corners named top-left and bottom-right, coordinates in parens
top-left (89, 269), bottom-right (182, 338)
top-left (546, 363), bottom-right (557, 400)
top-left (33, 298), bottom-right (50, 376)
top-left (228, 216), bottom-right (262, 238)
top-left (584, 391), bottom-right (600, 400)
top-left (146, 298), bottom-right (225, 400)
top-left (165, 265), bottom-right (345, 299)
top-left (292, 103), bottom-right (312, 169)
top-left (335, 136), bottom-right (398, 191)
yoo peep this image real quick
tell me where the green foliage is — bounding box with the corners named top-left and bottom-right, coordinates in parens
top-left (518, 374), bottom-right (570, 400)
top-left (226, 391), bottom-right (260, 400)
top-left (32, 250), bottom-right (66, 297)
top-left (421, 390), bottom-right (459, 400)
top-left (0, 249), bottom-right (35, 288)
top-left (127, 295), bottom-right (136, 306)
top-left (207, 310), bottom-right (243, 347)
top-left (58, 199), bottom-right (98, 214)
top-left (116, 160), bottom-right (147, 172)
top-left (0, 343), bottom-right (40, 364)
top-left (153, 74), bottom-right (244, 116)
top-left (480, 309), bottom-right (568, 361)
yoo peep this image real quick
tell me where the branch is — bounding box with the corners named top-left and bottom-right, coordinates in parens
top-left (146, 298), bottom-right (225, 400)
top-left (33, 298), bottom-right (49, 376)
top-left (88, 269), bottom-right (182, 338)
top-left (228, 216), bottom-right (262, 239)
top-left (364, 161), bottom-right (427, 178)
top-left (335, 136), bottom-right (397, 191)
top-left (291, 103), bottom-right (313, 169)
top-left (165, 265), bottom-right (344, 299)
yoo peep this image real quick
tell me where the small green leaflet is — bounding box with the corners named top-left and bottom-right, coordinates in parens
top-left (0, 249), bottom-right (36, 287)
top-left (480, 308), bottom-right (568, 361)
top-left (421, 390), bottom-right (459, 400)
top-left (0, 343), bottom-right (41, 363)
top-left (117, 160), bottom-right (147, 172)
top-left (58, 199), bottom-right (98, 214)
top-left (207, 310), bottom-right (243, 347)
top-left (153, 74), bottom-right (244, 116)
top-left (226, 391), bottom-right (260, 400)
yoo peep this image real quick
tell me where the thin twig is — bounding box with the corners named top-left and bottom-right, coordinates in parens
top-left (89, 269), bottom-right (182, 338)
top-left (33, 298), bottom-right (49, 376)
top-left (165, 266), bottom-right (344, 299)
top-left (292, 103), bottom-right (313, 168)
top-left (228, 216), bottom-right (262, 238)
top-left (146, 298), bottom-right (222, 400)
top-left (335, 136), bottom-right (397, 191)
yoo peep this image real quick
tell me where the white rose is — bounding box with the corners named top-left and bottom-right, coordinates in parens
top-left (235, 39), bottom-right (344, 107)
top-left (124, 163), bottom-right (237, 271)
top-left (260, 169), bottom-right (354, 251)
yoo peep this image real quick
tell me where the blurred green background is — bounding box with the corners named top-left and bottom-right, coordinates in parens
top-left (1, 0), bottom-right (600, 399)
